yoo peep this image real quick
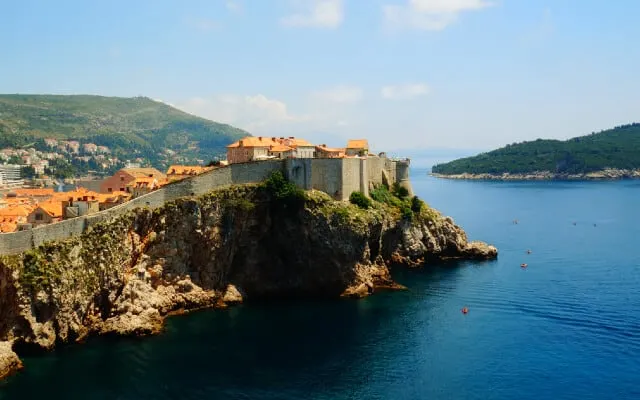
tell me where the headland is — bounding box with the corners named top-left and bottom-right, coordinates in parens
top-left (0, 159), bottom-right (497, 380)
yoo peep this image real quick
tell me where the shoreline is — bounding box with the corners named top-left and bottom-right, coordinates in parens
top-left (430, 168), bottom-right (640, 181)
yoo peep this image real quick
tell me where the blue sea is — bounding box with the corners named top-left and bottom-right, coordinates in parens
top-left (2, 172), bottom-right (640, 399)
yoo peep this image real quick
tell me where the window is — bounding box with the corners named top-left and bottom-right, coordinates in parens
top-left (35, 213), bottom-right (43, 221)
top-left (108, 188), bottom-right (113, 192)
top-left (120, 176), bottom-right (125, 181)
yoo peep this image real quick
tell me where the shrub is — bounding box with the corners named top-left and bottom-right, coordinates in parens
top-left (349, 191), bottom-right (372, 209)
top-left (400, 205), bottom-right (413, 221)
top-left (410, 196), bottom-right (423, 213)
top-left (392, 183), bottom-right (410, 199)
top-left (370, 185), bottom-right (402, 207)
top-left (262, 171), bottom-right (305, 209)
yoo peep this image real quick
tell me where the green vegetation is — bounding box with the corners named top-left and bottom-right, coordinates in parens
top-left (349, 191), bottom-right (372, 209)
top-left (432, 123), bottom-right (640, 175)
top-left (262, 171), bottom-right (306, 209)
top-left (370, 184), bottom-right (427, 221)
top-left (0, 94), bottom-right (248, 168)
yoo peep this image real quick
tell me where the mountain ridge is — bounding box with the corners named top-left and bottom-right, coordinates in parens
top-left (0, 94), bottom-right (249, 167)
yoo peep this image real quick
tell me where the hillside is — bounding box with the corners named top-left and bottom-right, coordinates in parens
top-left (432, 123), bottom-right (640, 176)
top-left (0, 94), bottom-right (248, 168)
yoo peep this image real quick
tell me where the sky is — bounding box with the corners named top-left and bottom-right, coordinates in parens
top-left (1, 0), bottom-right (639, 154)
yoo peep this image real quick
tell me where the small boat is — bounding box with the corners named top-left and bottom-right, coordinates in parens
top-left (520, 263), bottom-right (528, 268)
top-left (526, 250), bottom-right (532, 254)
top-left (461, 307), bottom-right (469, 314)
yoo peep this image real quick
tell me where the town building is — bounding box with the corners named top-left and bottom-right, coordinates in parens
top-left (0, 165), bottom-right (24, 188)
top-left (82, 143), bottom-right (98, 154)
top-left (100, 168), bottom-right (167, 195)
top-left (345, 139), bottom-right (369, 157)
top-left (315, 145), bottom-right (345, 158)
top-left (27, 201), bottom-right (63, 226)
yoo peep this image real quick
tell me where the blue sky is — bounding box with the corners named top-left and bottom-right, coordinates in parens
top-left (1, 0), bottom-right (639, 153)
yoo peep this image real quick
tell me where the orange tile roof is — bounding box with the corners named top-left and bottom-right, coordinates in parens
top-left (121, 168), bottom-right (166, 179)
top-left (0, 205), bottom-right (33, 218)
top-left (269, 144), bottom-right (293, 152)
top-left (346, 139), bottom-right (369, 149)
top-left (12, 188), bottom-right (55, 197)
top-left (166, 165), bottom-right (211, 175)
top-left (98, 191), bottom-right (131, 203)
top-left (53, 187), bottom-right (102, 202)
top-left (0, 219), bottom-right (17, 233)
top-left (282, 138), bottom-right (315, 147)
top-left (315, 145), bottom-right (345, 153)
top-left (36, 201), bottom-right (63, 218)
top-left (227, 136), bottom-right (280, 148)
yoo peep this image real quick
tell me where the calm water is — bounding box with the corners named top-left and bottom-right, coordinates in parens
top-left (2, 172), bottom-right (640, 399)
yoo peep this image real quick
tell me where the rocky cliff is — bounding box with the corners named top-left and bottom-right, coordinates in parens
top-left (0, 184), bottom-right (496, 379)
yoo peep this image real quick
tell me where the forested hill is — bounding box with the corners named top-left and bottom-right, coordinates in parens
top-left (0, 94), bottom-right (248, 165)
top-left (432, 123), bottom-right (640, 175)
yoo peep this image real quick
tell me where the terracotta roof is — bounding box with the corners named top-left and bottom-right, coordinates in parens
top-left (0, 219), bottom-right (17, 233)
top-left (98, 191), bottom-right (131, 203)
top-left (315, 145), bottom-right (345, 153)
top-left (346, 139), bottom-right (369, 149)
top-left (0, 205), bottom-right (33, 218)
top-left (227, 136), bottom-right (316, 149)
top-left (227, 136), bottom-right (279, 148)
top-left (53, 187), bottom-right (101, 202)
top-left (282, 138), bottom-right (315, 147)
top-left (35, 201), bottom-right (63, 218)
top-left (12, 188), bottom-right (55, 197)
top-left (269, 144), bottom-right (294, 152)
top-left (121, 168), bottom-right (166, 179)
top-left (166, 165), bottom-right (211, 175)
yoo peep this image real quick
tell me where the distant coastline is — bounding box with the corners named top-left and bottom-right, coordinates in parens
top-left (430, 168), bottom-right (640, 181)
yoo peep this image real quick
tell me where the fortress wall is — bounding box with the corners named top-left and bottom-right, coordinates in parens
top-left (310, 159), bottom-right (343, 200)
top-left (384, 159), bottom-right (397, 187)
top-left (341, 158), bottom-right (363, 200)
top-left (230, 160), bottom-right (284, 185)
top-left (0, 230), bottom-right (33, 255)
top-left (0, 157), bottom-right (408, 255)
top-left (395, 160), bottom-right (413, 196)
top-left (32, 218), bottom-right (86, 248)
top-left (367, 157), bottom-right (385, 188)
top-left (285, 159), bottom-right (312, 190)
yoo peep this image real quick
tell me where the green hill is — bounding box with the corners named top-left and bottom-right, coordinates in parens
top-left (0, 94), bottom-right (248, 166)
top-left (432, 123), bottom-right (640, 175)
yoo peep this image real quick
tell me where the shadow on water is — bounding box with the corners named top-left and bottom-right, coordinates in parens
top-left (0, 260), bottom-right (490, 400)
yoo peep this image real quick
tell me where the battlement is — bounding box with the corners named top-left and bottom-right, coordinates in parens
top-left (0, 156), bottom-right (411, 255)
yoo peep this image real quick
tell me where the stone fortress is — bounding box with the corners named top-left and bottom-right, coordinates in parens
top-left (0, 147), bottom-right (411, 255)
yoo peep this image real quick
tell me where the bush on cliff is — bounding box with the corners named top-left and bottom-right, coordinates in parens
top-left (370, 185), bottom-right (403, 207)
top-left (349, 191), bottom-right (372, 209)
top-left (392, 183), bottom-right (410, 199)
top-left (262, 171), bottom-right (306, 209)
top-left (411, 196), bottom-right (424, 213)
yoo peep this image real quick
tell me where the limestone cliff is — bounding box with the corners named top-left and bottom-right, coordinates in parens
top-left (0, 184), bottom-right (496, 379)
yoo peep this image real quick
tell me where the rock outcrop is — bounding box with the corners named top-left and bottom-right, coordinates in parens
top-left (0, 184), bottom-right (496, 379)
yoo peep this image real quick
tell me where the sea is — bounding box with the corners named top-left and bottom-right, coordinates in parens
top-left (1, 171), bottom-right (639, 400)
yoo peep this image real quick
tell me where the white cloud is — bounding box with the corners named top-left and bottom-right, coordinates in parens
top-left (177, 94), bottom-right (306, 134)
top-left (281, 0), bottom-right (344, 29)
top-left (311, 85), bottom-right (363, 104)
top-left (383, 0), bottom-right (493, 31)
top-left (381, 83), bottom-right (430, 100)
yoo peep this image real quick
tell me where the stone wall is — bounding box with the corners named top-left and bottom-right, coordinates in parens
top-left (310, 158), bottom-right (343, 199)
top-left (0, 158), bottom-right (408, 255)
